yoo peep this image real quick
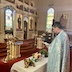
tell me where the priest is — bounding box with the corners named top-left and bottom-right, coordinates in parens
top-left (47, 22), bottom-right (70, 72)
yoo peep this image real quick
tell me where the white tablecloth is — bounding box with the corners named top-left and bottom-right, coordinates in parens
top-left (11, 57), bottom-right (48, 72)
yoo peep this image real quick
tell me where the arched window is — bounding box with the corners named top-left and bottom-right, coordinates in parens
top-left (4, 6), bottom-right (15, 34)
top-left (46, 8), bottom-right (54, 32)
top-left (5, 9), bottom-right (13, 31)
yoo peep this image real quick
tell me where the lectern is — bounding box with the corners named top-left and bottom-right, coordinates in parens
top-left (4, 34), bottom-right (23, 62)
top-left (4, 41), bottom-right (23, 62)
top-left (9, 41), bottom-right (23, 59)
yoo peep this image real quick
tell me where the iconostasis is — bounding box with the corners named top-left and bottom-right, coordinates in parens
top-left (0, 0), bottom-right (38, 40)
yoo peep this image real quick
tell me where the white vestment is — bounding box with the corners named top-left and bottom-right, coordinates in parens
top-left (47, 30), bottom-right (70, 72)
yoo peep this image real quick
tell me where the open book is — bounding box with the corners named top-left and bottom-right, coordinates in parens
top-left (42, 42), bottom-right (49, 46)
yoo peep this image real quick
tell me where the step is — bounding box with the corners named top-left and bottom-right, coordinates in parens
top-left (0, 43), bottom-right (7, 49)
top-left (20, 48), bottom-right (36, 53)
top-left (0, 49), bottom-right (7, 53)
top-left (0, 52), bottom-right (7, 57)
top-left (20, 44), bottom-right (34, 50)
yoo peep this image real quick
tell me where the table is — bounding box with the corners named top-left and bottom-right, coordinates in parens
top-left (11, 57), bottom-right (48, 72)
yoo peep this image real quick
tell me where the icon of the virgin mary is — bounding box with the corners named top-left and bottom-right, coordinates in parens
top-left (59, 14), bottom-right (67, 29)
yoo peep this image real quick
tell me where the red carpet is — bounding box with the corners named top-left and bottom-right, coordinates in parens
top-left (0, 55), bottom-right (30, 72)
top-left (0, 49), bottom-right (72, 72)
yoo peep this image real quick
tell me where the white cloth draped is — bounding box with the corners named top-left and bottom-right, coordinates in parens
top-left (11, 57), bottom-right (48, 72)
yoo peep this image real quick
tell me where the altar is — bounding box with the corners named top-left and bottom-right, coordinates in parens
top-left (11, 57), bottom-right (48, 72)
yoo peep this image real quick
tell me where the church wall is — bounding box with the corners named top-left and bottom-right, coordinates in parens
top-left (37, 0), bottom-right (72, 32)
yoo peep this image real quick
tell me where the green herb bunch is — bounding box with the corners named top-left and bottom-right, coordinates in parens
top-left (40, 49), bottom-right (48, 57)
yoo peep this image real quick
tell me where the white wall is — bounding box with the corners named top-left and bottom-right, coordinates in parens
top-left (37, 0), bottom-right (72, 31)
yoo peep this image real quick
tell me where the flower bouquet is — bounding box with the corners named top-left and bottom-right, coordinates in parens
top-left (24, 58), bottom-right (35, 68)
top-left (32, 52), bottom-right (42, 62)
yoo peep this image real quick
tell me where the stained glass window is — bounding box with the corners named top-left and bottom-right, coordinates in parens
top-left (5, 9), bottom-right (13, 30)
top-left (46, 8), bottom-right (54, 32)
